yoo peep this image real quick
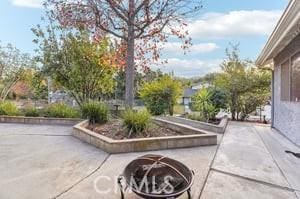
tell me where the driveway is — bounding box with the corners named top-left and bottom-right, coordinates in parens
top-left (0, 122), bottom-right (299, 199)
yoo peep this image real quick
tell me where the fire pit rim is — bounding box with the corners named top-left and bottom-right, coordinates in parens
top-left (119, 154), bottom-right (195, 199)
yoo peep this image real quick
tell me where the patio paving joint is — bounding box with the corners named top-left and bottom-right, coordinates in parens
top-left (54, 154), bottom-right (111, 199)
top-left (198, 129), bottom-right (227, 199)
top-left (210, 168), bottom-right (296, 192)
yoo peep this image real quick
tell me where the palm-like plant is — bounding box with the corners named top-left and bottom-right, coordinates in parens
top-left (191, 88), bottom-right (217, 122)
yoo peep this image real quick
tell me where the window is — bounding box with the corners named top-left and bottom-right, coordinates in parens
top-left (281, 61), bottom-right (290, 101)
top-left (280, 52), bottom-right (300, 102)
top-left (291, 52), bottom-right (300, 102)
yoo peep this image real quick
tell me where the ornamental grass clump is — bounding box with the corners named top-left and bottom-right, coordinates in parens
top-left (24, 107), bottom-right (40, 117)
top-left (122, 109), bottom-right (151, 137)
top-left (44, 103), bottom-right (79, 118)
top-left (81, 101), bottom-right (109, 124)
top-left (0, 101), bottom-right (19, 116)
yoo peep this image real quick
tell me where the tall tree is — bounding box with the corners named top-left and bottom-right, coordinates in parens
top-left (114, 68), bottom-right (163, 100)
top-left (0, 43), bottom-right (32, 101)
top-left (46, 0), bottom-right (202, 107)
top-left (214, 45), bottom-right (271, 120)
top-left (32, 26), bottom-right (117, 107)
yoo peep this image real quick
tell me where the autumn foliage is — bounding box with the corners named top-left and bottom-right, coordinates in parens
top-left (45, 0), bottom-right (202, 106)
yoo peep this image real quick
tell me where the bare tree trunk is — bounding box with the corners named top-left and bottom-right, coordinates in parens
top-left (125, 0), bottom-right (135, 108)
top-left (231, 93), bottom-right (237, 120)
top-left (169, 102), bottom-right (174, 116)
top-left (0, 78), bottom-right (19, 101)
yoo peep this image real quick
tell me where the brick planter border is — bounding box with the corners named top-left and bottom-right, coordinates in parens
top-left (72, 119), bottom-right (217, 154)
top-left (0, 116), bottom-right (82, 125)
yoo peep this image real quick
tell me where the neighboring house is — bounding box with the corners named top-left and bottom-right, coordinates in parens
top-left (256, 0), bottom-right (300, 146)
top-left (182, 83), bottom-right (209, 105)
top-left (182, 88), bottom-right (198, 105)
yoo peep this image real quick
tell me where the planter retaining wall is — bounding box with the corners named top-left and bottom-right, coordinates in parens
top-left (156, 116), bottom-right (228, 134)
top-left (0, 116), bottom-right (82, 125)
top-left (72, 119), bottom-right (217, 154)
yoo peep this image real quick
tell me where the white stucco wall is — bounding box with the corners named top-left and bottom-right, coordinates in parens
top-left (273, 66), bottom-right (300, 146)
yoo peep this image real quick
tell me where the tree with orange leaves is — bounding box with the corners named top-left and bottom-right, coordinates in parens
top-left (46, 0), bottom-right (202, 107)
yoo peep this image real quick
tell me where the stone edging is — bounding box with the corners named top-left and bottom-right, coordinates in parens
top-left (157, 116), bottom-right (228, 134)
top-left (0, 116), bottom-right (82, 125)
top-left (72, 119), bottom-right (217, 154)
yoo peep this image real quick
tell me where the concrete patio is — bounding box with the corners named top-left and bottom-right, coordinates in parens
top-left (0, 122), bottom-right (299, 199)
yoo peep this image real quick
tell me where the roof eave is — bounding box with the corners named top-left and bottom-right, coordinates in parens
top-left (256, 0), bottom-right (300, 67)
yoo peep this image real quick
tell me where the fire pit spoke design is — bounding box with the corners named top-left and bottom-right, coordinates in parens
top-left (118, 154), bottom-right (194, 199)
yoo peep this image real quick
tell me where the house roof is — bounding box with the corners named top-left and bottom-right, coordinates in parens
top-left (256, 0), bottom-right (300, 68)
top-left (183, 88), bottom-right (198, 98)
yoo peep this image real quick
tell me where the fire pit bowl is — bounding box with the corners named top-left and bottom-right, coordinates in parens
top-left (118, 154), bottom-right (194, 199)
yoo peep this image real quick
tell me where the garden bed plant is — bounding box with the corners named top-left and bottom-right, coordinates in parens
top-left (84, 105), bottom-right (196, 140)
top-left (186, 113), bottom-right (221, 125)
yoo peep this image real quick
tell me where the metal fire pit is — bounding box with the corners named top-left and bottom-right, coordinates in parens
top-left (118, 154), bottom-right (194, 199)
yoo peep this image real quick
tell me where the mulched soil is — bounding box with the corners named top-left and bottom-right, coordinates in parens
top-left (207, 119), bottom-right (221, 125)
top-left (87, 119), bottom-right (188, 140)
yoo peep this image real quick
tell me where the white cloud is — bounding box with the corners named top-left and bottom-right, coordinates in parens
top-left (12, 0), bottom-right (42, 8)
top-left (153, 58), bottom-right (222, 77)
top-left (189, 10), bottom-right (282, 39)
top-left (162, 42), bottom-right (219, 55)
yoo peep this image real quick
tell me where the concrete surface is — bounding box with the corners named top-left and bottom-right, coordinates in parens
top-left (0, 123), bottom-right (219, 199)
top-left (201, 171), bottom-right (297, 199)
top-left (0, 124), bottom-right (108, 199)
top-left (254, 125), bottom-right (300, 191)
top-left (212, 122), bottom-right (289, 188)
top-left (0, 123), bottom-right (72, 136)
top-left (59, 146), bottom-right (217, 199)
top-left (0, 122), bottom-right (300, 199)
top-left (201, 122), bottom-right (300, 199)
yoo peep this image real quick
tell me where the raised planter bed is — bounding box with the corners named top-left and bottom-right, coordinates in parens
top-left (0, 116), bottom-right (82, 125)
top-left (156, 116), bottom-right (228, 134)
top-left (72, 118), bottom-right (217, 154)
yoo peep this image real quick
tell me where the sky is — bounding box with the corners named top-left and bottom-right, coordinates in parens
top-left (0, 0), bottom-right (288, 77)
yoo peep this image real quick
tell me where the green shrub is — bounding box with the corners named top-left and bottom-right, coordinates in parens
top-left (24, 107), bottom-right (40, 117)
top-left (81, 101), bottom-right (109, 124)
top-left (0, 101), bottom-right (19, 116)
top-left (139, 75), bottom-right (182, 116)
top-left (143, 99), bottom-right (168, 116)
top-left (208, 88), bottom-right (228, 110)
top-left (44, 103), bottom-right (79, 118)
top-left (122, 109), bottom-right (151, 135)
